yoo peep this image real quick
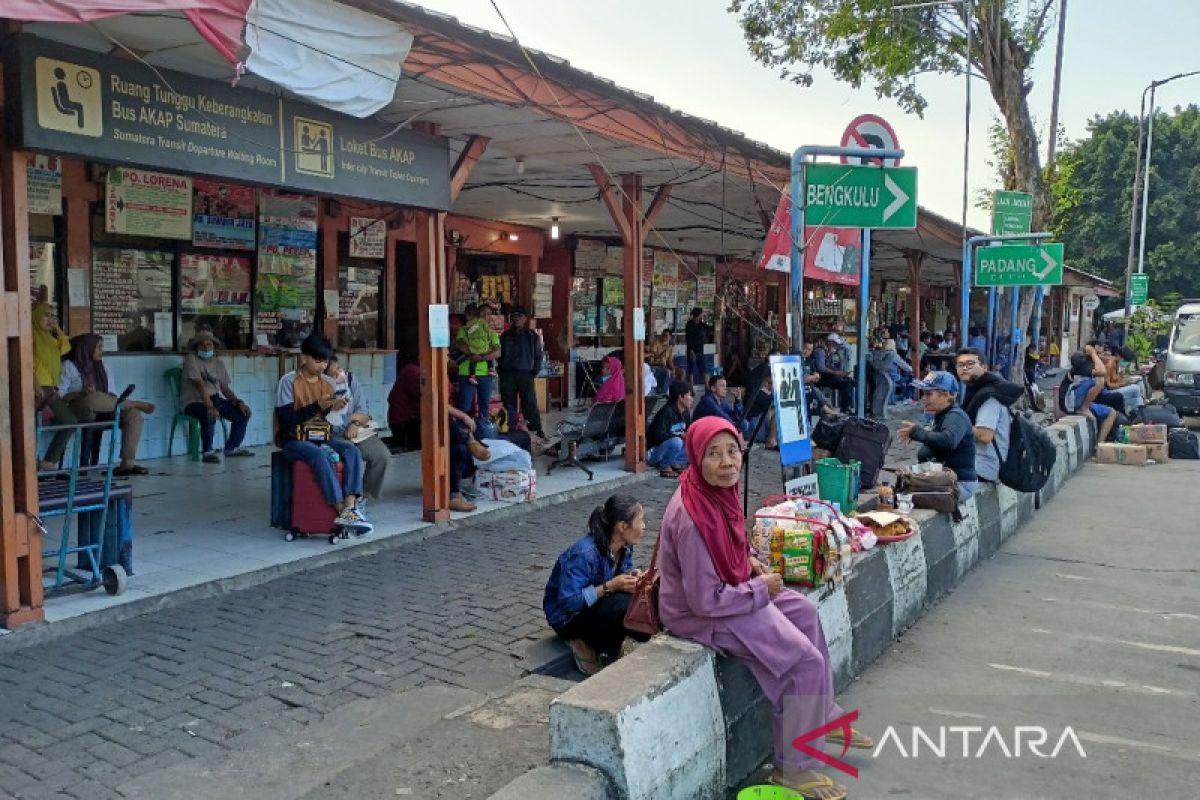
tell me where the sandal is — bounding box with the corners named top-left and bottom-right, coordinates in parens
top-left (659, 468), bottom-right (679, 478)
top-left (826, 726), bottom-right (874, 749)
top-left (113, 465), bottom-right (149, 476)
top-left (768, 770), bottom-right (847, 800)
top-left (567, 639), bottom-right (602, 676)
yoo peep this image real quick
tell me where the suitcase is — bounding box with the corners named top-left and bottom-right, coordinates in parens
top-left (291, 458), bottom-right (343, 537)
top-left (1141, 401), bottom-right (1182, 428)
top-left (833, 416), bottom-right (891, 489)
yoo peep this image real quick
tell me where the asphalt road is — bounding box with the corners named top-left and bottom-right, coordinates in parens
top-left (820, 459), bottom-right (1200, 799)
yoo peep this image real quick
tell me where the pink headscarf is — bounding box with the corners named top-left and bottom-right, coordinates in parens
top-left (593, 356), bottom-right (625, 404)
top-left (679, 416), bottom-right (751, 586)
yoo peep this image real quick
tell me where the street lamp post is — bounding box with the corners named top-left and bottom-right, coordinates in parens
top-left (1124, 70), bottom-right (1200, 318)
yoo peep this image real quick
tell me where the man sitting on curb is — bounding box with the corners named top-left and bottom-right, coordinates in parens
top-left (646, 380), bottom-right (693, 478)
top-left (1065, 344), bottom-right (1118, 444)
top-left (956, 347), bottom-right (1023, 483)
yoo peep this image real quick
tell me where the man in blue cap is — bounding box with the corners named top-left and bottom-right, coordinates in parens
top-left (897, 370), bottom-right (978, 500)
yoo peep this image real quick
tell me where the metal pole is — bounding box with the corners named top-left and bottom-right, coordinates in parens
top-left (1123, 84), bottom-right (1151, 320)
top-left (856, 229), bottom-right (871, 417)
top-left (789, 162), bottom-right (805, 354)
top-left (1009, 286), bottom-right (1020, 366)
top-left (789, 145), bottom-right (904, 356)
top-left (1046, 0), bottom-right (1068, 167)
top-left (1135, 82), bottom-right (1157, 283)
top-left (1031, 285), bottom-right (1045, 361)
top-left (961, 232), bottom-right (1054, 364)
top-left (961, 0), bottom-right (973, 247)
top-left (986, 287), bottom-right (996, 358)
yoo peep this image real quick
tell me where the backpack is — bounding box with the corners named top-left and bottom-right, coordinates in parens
top-left (994, 410), bottom-right (1057, 493)
top-left (1168, 427), bottom-right (1199, 459)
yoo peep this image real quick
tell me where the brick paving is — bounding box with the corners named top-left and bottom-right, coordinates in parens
top-left (0, 442), bottom-right (813, 800)
top-left (0, 401), bottom-right (939, 800)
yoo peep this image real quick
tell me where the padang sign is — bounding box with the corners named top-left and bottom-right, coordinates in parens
top-left (4, 35), bottom-right (451, 210)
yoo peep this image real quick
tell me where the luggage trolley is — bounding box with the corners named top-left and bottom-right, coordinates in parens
top-left (35, 387), bottom-right (134, 597)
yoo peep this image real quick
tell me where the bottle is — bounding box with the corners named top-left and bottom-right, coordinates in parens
top-left (878, 481), bottom-right (895, 511)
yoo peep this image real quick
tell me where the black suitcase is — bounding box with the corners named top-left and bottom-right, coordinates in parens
top-left (1168, 427), bottom-right (1199, 459)
top-left (1141, 401), bottom-right (1182, 428)
top-left (833, 416), bottom-right (892, 489)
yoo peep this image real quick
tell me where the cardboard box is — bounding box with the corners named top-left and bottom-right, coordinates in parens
top-left (1096, 443), bottom-right (1147, 466)
top-left (1145, 442), bottom-right (1169, 462)
top-left (1126, 424), bottom-right (1168, 445)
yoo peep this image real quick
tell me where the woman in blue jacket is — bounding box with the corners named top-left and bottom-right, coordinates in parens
top-left (543, 494), bottom-right (651, 675)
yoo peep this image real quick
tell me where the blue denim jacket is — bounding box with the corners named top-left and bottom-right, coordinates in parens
top-left (543, 535), bottom-right (633, 630)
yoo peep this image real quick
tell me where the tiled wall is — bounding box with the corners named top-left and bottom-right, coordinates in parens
top-left (39, 352), bottom-right (397, 461)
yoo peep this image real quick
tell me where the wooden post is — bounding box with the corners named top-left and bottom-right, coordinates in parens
top-left (320, 202), bottom-right (340, 341)
top-left (414, 210), bottom-right (451, 522)
top-left (1, 135), bottom-right (45, 626)
top-left (620, 175), bottom-right (646, 471)
top-left (906, 251), bottom-right (924, 374)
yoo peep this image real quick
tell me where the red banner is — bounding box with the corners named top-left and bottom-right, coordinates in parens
top-left (756, 196), bottom-right (861, 286)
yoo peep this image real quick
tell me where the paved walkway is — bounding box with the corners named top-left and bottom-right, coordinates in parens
top-left (0, 398), bottom-right (944, 799)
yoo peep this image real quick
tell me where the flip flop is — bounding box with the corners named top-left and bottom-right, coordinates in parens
top-left (113, 465), bottom-right (149, 476)
top-left (567, 639), bottom-right (602, 676)
top-left (767, 772), bottom-right (847, 800)
top-left (826, 726), bottom-right (875, 749)
top-left (659, 468), bottom-right (679, 478)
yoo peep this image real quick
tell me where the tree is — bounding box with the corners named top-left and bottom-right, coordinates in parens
top-left (730, 0), bottom-right (1062, 378)
top-left (1051, 106), bottom-right (1200, 300)
top-left (730, 0), bottom-right (1059, 227)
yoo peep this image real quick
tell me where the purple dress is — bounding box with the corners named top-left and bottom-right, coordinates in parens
top-left (657, 490), bottom-right (841, 770)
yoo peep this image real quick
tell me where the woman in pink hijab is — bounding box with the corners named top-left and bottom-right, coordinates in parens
top-left (592, 356), bottom-right (625, 404)
top-left (656, 417), bottom-right (872, 799)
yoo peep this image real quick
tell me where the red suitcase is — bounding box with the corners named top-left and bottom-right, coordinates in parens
top-left (289, 459), bottom-right (343, 541)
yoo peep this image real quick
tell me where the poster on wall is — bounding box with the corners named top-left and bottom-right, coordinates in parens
top-left (349, 217), bottom-right (387, 259)
top-left (106, 167), bottom-right (193, 240)
top-left (652, 275), bottom-right (678, 308)
top-left (91, 248), bottom-right (175, 350)
top-left (575, 239), bottom-right (607, 277)
top-left (338, 265), bottom-right (381, 347)
top-left (193, 180), bottom-right (256, 250)
top-left (601, 277), bottom-right (625, 306)
top-left (652, 251), bottom-right (678, 279)
top-left (29, 242), bottom-right (55, 304)
top-left (26, 154), bottom-right (61, 215)
top-left (697, 275), bottom-right (716, 308)
top-left (256, 190), bottom-right (317, 347)
top-left (181, 253), bottom-right (252, 314)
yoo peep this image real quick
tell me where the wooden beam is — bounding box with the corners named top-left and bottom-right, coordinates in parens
top-left (907, 251), bottom-right (924, 375)
top-left (587, 164), bottom-right (632, 242)
top-left (414, 210), bottom-right (451, 522)
top-left (643, 183), bottom-right (672, 230)
top-left (0, 132), bottom-right (44, 626)
top-left (620, 174), bottom-right (646, 473)
top-left (449, 135), bottom-right (490, 203)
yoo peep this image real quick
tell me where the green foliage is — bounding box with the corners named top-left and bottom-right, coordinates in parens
top-left (1125, 300), bottom-right (1171, 363)
top-left (728, 0), bottom-right (1056, 118)
top-left (1051, 106), bottom-right (1200, 299)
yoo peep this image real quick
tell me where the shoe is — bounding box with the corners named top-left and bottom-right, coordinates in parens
top-left (223, 447), bottom-right (254, 457)
top-left (449, 494), bottom-right (477, 513)
top-left (335, 508), bottom-right (373, 534)
top-left (468, 438), bottom-right (491, 461)
top-left (202, 451), bottom-right (221, 464)
top-left (566, 638), bottom-right (602, 676)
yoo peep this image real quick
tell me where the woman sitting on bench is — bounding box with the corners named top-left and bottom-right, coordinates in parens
top-left (58, 334), bottom-right (155, 476)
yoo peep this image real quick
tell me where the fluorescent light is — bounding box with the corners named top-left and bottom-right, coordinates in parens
top-left (551, 217), bottom-right (560, 240)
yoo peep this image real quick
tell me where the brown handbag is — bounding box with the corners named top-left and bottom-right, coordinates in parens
top-left (623, 535), bottom-right (662, 636)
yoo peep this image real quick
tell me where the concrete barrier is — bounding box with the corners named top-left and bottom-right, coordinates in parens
top-left (496, 414), bottom-right (1096, 800)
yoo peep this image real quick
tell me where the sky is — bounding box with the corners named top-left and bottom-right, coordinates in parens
top-left (421, 0), bottom-right (1200, 231)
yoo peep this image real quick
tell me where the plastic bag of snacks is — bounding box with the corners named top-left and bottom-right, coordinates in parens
top-left (752, 495), bottom-right (855, 586)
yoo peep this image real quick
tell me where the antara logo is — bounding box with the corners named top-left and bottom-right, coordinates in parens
top-left (790, 710), bottom-right (1087, 780)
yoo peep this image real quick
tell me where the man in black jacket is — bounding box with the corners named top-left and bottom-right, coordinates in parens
top-left (498, 307), bottom-right (546, 440)
top-left (956, 348), bottom-right (1023, 483)
top-left (647, 380), bottom-right (693, 476)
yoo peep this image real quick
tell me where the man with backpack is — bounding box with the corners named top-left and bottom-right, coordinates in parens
top-left (955, 348), bottom-right (1023, 483)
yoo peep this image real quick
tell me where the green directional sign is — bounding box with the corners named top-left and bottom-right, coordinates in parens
top-left (804, 164), bottom-right (918, 229)
top-left (975, 243), bottom-right (1064, 287)
top-left (1130, 273), bottom-right (1149, 305)
top-left (991, 190), bottom-right (1034, 235)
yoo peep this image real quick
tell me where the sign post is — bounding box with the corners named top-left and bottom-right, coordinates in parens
top-left (974, 243), bottom-right (1065, 287)
top-left (1130, 273), bottom-right (1149, 306)
top-left (991, 190), bottom-right (1034, 235)
top-left (803, 164), bottom-right (918, 229)
top-left (770, 355), bottom-right (813, 468)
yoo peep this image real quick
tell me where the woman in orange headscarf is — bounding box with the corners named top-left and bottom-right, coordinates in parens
top-left (656, 417), bottom-right (871, 799)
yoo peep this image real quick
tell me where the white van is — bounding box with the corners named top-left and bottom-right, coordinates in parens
top-left (1164, 301), bottom-right (1200, 415)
